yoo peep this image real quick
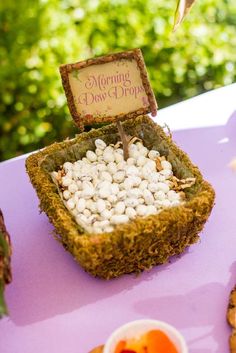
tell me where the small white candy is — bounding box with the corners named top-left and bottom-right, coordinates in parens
top-left (127, 188), bottom-right (142, 198)
top-left (167, 190), bottom-right (180, 201)
top-left (129, 143), bottom-right (138, 152)
top-left (148, 182), bottom-right (159, 193)
top-left (93, 221), bottom-right (103, 229)
top-left (115, 201), bottom-right (126, 215)
top-left (113, 171), bottom-right (125, 183)
top-left (95, 139), bottom-right (106, 150)
top-left (114, 152), bottom-right (123, 163)
top-left (154, 190), bottom-right (166, 201)
top-left (86, 150), bottom-right (97, 162)
top-left (65, 170), bottom-right (73, 179)
top-left (71, 209), bottom-right (78, 217)
top-left (136, 141), bottom-right (143, 149)
top-left (110, 183), bottom-right (119, 195)
top-left (107, 195), bottom-right (117, 204)
top-left (86, 200), bottom-right (97, 213)
top-left (98, 187), bottom-right (110, 199)
top-left (119, 182), bottom-right (125, 190)
top-left (68, 182), bottom-right (78, 193)
top-left (123, 178), bottom-right (134, 190)
top-left (159, 199), bottom-right (171, 208)
top-left (104, 146), bottom-right (114, 154)
top-left (63, 162), bottom-right (73, 172)
top-left (160, 169), bottom-right (173, 179)
top-left (131, 176), bottom-right (141, 187)
top-left (81, 186), bottom-right (95, 199)
top-left (117, 161), bottom-right (126, 170)
top-left (139, 146), bottom-right (148, 157)
top-left (76, 198), bottom-right (86, 212)
top-left (97, 156), bottom-right (104, 162)
top-left (72, 170), bottom-right (80, 179)
top-left (104, 226), bottom-right (114, 233)
top-left (89, 214), bottom-right (98, 223)
top-left (158, 174), bottom-right (166, 182)
top-left (83, 209), bottom-right (91, 217)
top-left (82, 180), bottom-right (93, 188)
top-left (82, 157), bottom-right (91, 164)
top-left (146, 205), bottom-right (157, 215)
top-left (100, 171), bottom-right (112, 182)
top-left (63, 190), bottom-right (71, 200)
top-left (136, 156), bottom-right (147, 167)
top-left (95, 148), bottom-right (103, 156)
top-left (73, 162), bottom-right (81, 171)
top-left (94, 228), bottom-right (103, 234)
top-left (110, 215), bottom-right (129, 224)
top-left (171, 200), bottom-right (181, 207)
top-left (75, 215), bottom-right (89, 226)
top-left (96, 163), bottom-right (107, 172)
top-left (105, 200), bottom-right (112, 210)
top-left (107, 162), bottom-right (117, 175)
top-left (99, 220), bottom-right (110, 228)
top-left (125, 198), bottom-right (139, 208)
top-left (161, 160), bottom-right (172, 170)
top-left (98, 180), bottom-right (111, 190)
top-left (148, 172), bottom-right (160, 184)
top-left (156, 182), bottom-right (170, 193)
top-left (77, 180), bottom-right (82, 190)
top-left (129, 150), bottom-right (140, 159)
top-left (117, 190), bottom-right (127, 200)
top-left (103, 152), bottom-right (115, 163)
top-left (145, 159), bottom-right (156, 171)
top-left (67, 199), bottom-right (75, 210)
top-left (143, 189), bottom-right (154, 205)
top-left (101, 209), bottom-right (112, 220)
top-left (136, 204), bottom-right (148, 216)
top-left (125, 207), bottom-right (136, 219)
top-left (139, 180), bottom-right (148, 190)
top-left (126, 165), bottom-right (139, 176)
top-left (138, 198), bottom-right (145, 204)
top-left (148, 150), bottom-right (160, 160)
top-left (51, 171), bottom-right (58, 181)
top-left (62, 177), bottom-right (72, 187)
top-left (74, 190), bottom-right (81, 199)
top-left (127, 157), bottom-right (136, 166)
top-left (116, 148), bottom-right (123, 155)
top-left (96, 199), bottom-right (106, 213)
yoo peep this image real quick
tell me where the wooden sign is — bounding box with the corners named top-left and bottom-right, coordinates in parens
top-left (60, 49), bottom-right (157, 129)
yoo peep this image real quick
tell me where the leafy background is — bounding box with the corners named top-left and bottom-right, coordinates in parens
top-left (0, 0), bottom-right (235, 161)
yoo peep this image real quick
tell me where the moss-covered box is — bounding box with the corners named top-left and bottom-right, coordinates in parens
top-left (26, 115), bottom-right (215, 279)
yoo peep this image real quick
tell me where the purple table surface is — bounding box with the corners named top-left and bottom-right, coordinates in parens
top-left (0, 84), bottom-right (236, 353)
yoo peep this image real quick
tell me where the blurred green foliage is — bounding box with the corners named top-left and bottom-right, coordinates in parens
top-left (0, 0), bottom-right (235, 161)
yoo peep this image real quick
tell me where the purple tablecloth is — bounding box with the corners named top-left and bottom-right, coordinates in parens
top-left (0, 84), bottom-right (236, 353)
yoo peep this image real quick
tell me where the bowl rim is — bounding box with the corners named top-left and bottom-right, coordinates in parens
top-left (103, 319), bottom-right (188, 353)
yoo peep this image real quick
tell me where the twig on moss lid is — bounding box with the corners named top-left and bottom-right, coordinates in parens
top-left (116, 120), bottom-right (129, 160)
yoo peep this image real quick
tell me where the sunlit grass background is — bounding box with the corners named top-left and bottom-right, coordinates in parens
top-left (0, 0), bottom-right (235, 161)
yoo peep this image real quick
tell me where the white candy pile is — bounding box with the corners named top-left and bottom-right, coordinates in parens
top-left (51, 139), bottom-right (184, 234)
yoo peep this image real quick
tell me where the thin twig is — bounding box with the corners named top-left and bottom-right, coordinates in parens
top-left (116, 121), bottom-right (129, 160)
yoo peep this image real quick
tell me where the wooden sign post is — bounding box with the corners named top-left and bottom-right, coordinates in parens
top-left (60, 48), bottom-right (157, 159)
top-left (60, 49), bottom-right (157, 129)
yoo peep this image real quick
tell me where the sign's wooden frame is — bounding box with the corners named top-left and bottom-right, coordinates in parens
top-left (59, 49), bottom-right (157, 129)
